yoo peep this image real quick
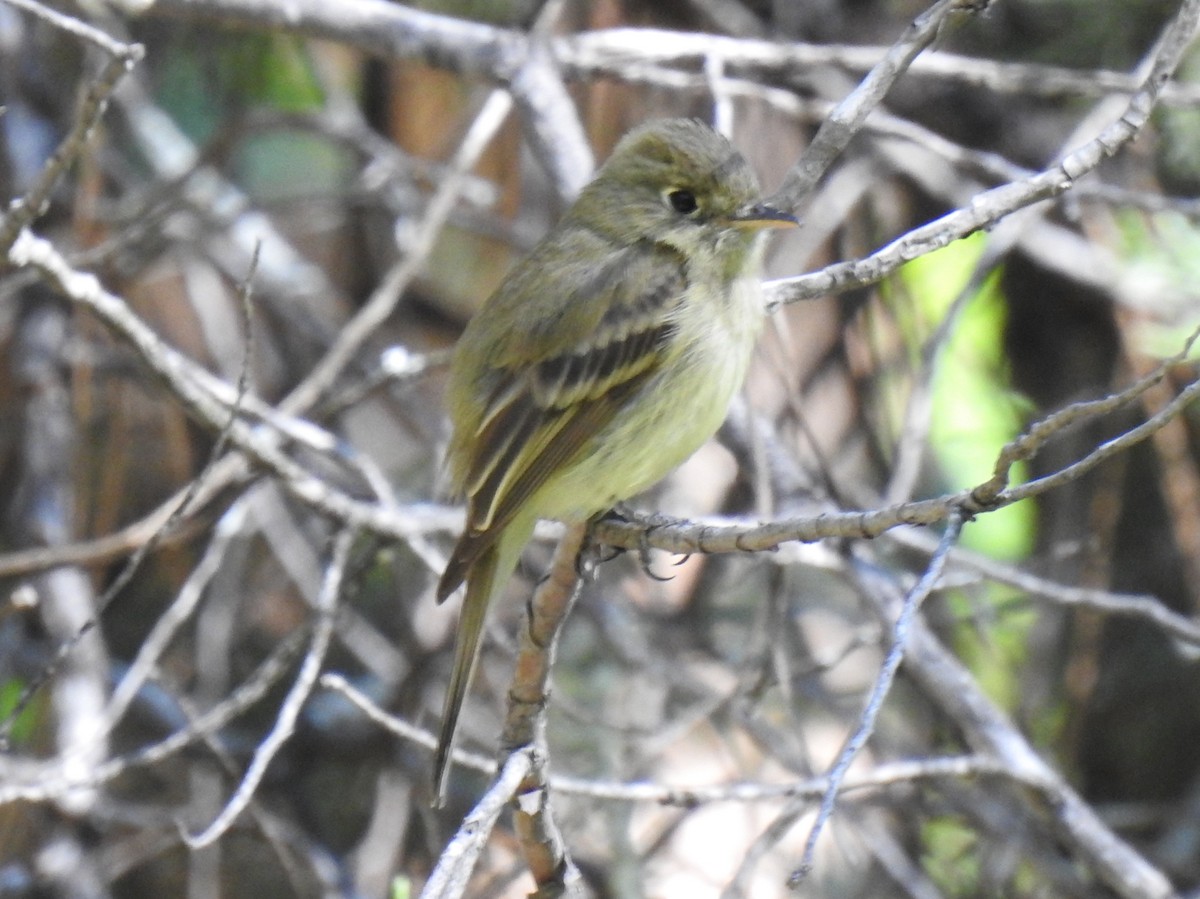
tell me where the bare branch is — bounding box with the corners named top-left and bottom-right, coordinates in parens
top-left (0, 1), bottom-right (142, 252)
top-left (852, 559), bottom-right (1177, 899)
top-left (793, 510), bottom-right (965, 885)
top-left (420, 748), bottom-right (535, 899)
top-left (185, 527), bottom-right (355, 848)
top-left (770, 0), bottom-right (986, 211)
top-left (499, 523), bottom-right (590, 896)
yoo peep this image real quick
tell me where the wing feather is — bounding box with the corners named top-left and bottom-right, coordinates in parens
top-left (437, 242), bottom-right (686, 602)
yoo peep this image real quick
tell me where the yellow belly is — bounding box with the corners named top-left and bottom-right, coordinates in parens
top-left (531, 276), bottom-right (762, 522)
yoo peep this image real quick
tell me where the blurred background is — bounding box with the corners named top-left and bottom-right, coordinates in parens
top-left (2, 0), bottom-right (1200, 896)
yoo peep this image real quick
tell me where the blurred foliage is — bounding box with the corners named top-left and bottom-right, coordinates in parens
top-left (1115, 209), bottom-right (1200, 358)
top-left (155, 33), bottom-right (325, 139)
top-left (921, 816), bottom-right (982, 897)
top-left (940, 588), bottom-right (1042, 715)
top-left (896, 234), bottom-right (1036, 561)
top-left (0, 677), bottom-right (40, 746)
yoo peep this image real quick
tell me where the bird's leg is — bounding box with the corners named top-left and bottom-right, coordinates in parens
top-left (587, 505), bottom-right (679, 582)
top-left (636, 510), bottom-right (678, 582)
top-left (579, 506), bottom-right (630, 574)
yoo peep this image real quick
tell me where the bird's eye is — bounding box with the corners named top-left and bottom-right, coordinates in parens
top-left (666, 189), bottom-right (699, 215)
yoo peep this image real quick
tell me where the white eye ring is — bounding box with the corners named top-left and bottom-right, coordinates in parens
top-left (665, 188), bottom-right (699, 215)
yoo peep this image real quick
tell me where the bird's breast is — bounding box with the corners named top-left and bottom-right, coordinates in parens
top-left (532, 274), bottom-right (764, 522)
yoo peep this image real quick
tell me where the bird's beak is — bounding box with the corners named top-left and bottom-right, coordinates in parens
top-left (727, 202), bottom-right (799, 230)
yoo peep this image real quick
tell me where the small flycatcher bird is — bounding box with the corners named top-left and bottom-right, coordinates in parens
top-left (434, 118), bottom-right (796, 800)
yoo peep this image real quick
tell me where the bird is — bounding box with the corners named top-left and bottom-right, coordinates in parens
top-left (433, 117), bottom-right (796, 802)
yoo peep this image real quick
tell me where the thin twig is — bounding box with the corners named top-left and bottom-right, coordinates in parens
top-left (0, 245), bottom-right (261, 748)
top-left (771, 0), bottom-right (984, 211)
top-left (852, 559), bottom-right (1177, 899)
top-left (185, 527), bottom-right (356, 848)
top-left (791, 511), bottom-right (964, 886)
top-left (278, 88), bottom-right (514, 415)
top-left (420, 748), bottom-right (535, 899)
top-left (137, 0), bottom-right (1200, 109)
top-left (0, 627), bottom-right (306, 805)
top-left (591, 352), bottom-right (1200, 561)
top-left (0, 0), bottom-right (142, 252)
top-left (0, 0), bottom-right (132, 54)
top-left (766, 0), bottom-right (1200, 311)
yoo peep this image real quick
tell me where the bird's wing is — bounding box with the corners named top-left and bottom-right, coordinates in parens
top-left (436, 244), bottom-right (685, 601)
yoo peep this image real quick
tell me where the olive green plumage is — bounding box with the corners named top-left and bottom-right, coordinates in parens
top-left (434, 118), bottom-right (796, 802)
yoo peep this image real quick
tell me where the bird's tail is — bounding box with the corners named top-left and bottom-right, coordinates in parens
top-left (432, 519), bottom-right (531, 805)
